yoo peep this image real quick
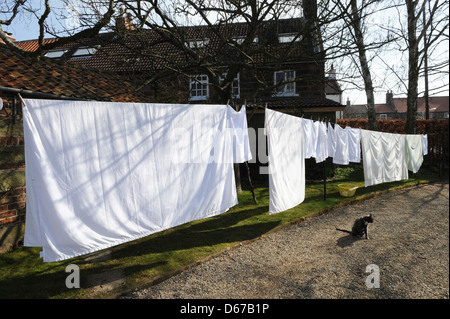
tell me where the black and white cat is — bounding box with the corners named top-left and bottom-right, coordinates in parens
top-left (336, 214), bottom-right (374, 239)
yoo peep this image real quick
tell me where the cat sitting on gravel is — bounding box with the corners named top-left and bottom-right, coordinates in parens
top-left (336, 214), bottom-right (374, 239)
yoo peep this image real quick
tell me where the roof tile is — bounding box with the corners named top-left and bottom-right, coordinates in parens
top-left (0, 44), bottom-right (149, 103)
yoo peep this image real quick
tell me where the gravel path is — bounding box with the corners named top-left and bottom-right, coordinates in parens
top-left (125, 182), bottom-right (449, 299)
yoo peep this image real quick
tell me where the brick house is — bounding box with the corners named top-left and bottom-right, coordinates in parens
top-left (15, 12), bottom-right (344, 178)
top-left (15, 15), bottom-right (344, 116)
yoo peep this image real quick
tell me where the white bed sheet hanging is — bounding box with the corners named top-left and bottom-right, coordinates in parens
top-left (23, 99), bottom-right (251, 262)
top-left (302, 118), bottom-right (316, 159)
top-left (227, 105), bottom-right (252, 163)
top-left (360, 129), bottom-right (408, 187)
top-left (333, 124), bottom-right (349, 165)
top-left (265, 109), bottom-right (305, 214)
top-left (347, 126), bottom-right (361, 163)
top-left (405, 134), bottom-right (424, 173)
top-left (315, 121), bottom-right (328, 163)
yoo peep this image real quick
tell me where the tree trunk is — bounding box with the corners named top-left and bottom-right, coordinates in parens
top-left (350, 0), bottom-right (377, 131)
top-left (406, 0), bottom-right (421, 134)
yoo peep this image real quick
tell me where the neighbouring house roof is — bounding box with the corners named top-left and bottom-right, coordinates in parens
top-left (388, 96), bottom-right (449, 114)
top-left (0, 44), bottom-right (149, 103)
top-left (344, 95), bottom-right (449, 117)
top-left (373, 96), bottom-right (449, 114)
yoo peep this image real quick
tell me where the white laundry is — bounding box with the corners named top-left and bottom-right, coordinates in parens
top-left (405, 134), bottom-right (424, 173)
top-left (422, 134), bottom-right (428, 156)
top-left (302, 118), bottom-right (316, 159)
top-left (347, 127), bottom-right (361, 163)
top-left (23, 99), bottom-right (250, 262)
top-left (333, 124), bottom-right (349, 165)
top-left (327, 122), bottom-right (336, 158)
top-left (315, 121), bottom-right (328, 163)
top-left (265, 109), bottom-right (305, 214)
top-left (227, 105), bottom-right (252, 163)
top-left (360, 129), bottom-right (409, 187)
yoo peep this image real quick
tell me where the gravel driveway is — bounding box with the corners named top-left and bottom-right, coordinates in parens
top-left (124, 182), bottom-right (449, 299)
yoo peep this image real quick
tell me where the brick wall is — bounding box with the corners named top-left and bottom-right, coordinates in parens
top-left (0, 136), bottom-right (24, 146)
top-left (0, 187), bottom-right (26, 227)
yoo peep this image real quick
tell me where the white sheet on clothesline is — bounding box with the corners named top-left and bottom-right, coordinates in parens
top-left (360, 129), bottom-right (409, 187)
top-left (23, 99), bottom-right (251, 262)
top-left (265, 109), bottom-right (305, 214)
top-left (405, 134), bottom-right (424, 173)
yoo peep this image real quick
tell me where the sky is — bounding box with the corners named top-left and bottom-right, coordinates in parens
top-left (3, 2), bottom-right (448, 106)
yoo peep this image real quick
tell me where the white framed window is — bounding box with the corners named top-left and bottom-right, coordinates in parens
top-left (189, 75), bottom-right (209, 101)
top-left (231, 36), bottom-right (245, 45)
top-left (230, 36), bottom-right (259, 46)
top-left (274, 71), bottom-right (297, 96)
top-left (45, 49), bottom-right (67, 59)
top-left (220, 73), bottom-right (240, 99)
top-left (187, 38), bottom-right (210, 49)
top-left (71, 45), bottom-right (100, 59)
top-left (379, 114), bottom-right (387, 119)
top-left (278, 33), bottom-right (302, 43)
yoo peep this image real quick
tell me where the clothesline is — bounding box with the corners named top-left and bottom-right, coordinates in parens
top-left (265, 108), bottom-right (427, 215)
top-left (22, 100), bottom-right (428, 262)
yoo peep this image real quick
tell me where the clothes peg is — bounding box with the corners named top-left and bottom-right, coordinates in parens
top-left (18, 93), bottom-right (27, 108)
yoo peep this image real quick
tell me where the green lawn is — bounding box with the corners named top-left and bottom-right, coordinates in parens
top-left (0, 166), bottom-right (443, 299)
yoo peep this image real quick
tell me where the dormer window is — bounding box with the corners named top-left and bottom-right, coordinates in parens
top-left (45, 49), bottom-right (67, 59)
top-left (71, 45), bottom-right (100, 59)
top-left (230, 36), bottom-right (259, 46)
top-left (187, 38), bottom-right (209, 49)
top-left (278, 33), bottom-right (302, 43)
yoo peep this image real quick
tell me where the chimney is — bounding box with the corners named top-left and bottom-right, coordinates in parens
top-left (328, 64), bottom-right (336, 79)
top-left (386, 90), bottom-right (397, 112)
top-left (303, 0), bottom-right (318, 20)
top-left (0, 32), bottom-right (16, 44)
top-left (115, 8), bottom-right (135, 32)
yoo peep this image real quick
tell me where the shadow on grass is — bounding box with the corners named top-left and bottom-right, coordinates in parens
top-left (110, 204), bottom-right (278, 261)
top-left (0, 200), bottom-right (277, 299)
top-left (0, 259), bottom-right (167, 299)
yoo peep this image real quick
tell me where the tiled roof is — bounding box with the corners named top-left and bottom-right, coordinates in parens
top-left (14, 38), bottom-right (58, 52)
top-left (392, 96), bottom-right (449, 113)
top-left (350, 96), bottom-right (449, 114)
top-left (253, 96), bottom-right (344, 109)
top-left (15, 18), bottom-right (311, 73)
top-left (0, 44), bottom-right (149, 102)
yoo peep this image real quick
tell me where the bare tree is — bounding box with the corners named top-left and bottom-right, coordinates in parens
top-left (1, 0), bottom-right (116, 57)
top-left (319, 0), bottom-right (400, 130)
top-left (116, 0), bottom-right (315, 105)
top-left (405, 0), bottom-right (448, 132)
